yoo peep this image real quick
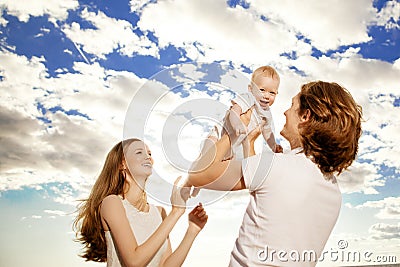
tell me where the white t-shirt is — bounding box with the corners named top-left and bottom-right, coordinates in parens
top-left (229, 148), bottom-right (342, 267)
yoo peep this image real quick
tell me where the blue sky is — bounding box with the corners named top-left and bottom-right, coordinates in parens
top-left (0, 0), bottom-right (399, 266)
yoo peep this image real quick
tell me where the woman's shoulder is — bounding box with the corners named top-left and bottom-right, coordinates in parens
top-left (103, 194), bottom-right (122, 202)
top-left (101, 195), bottom-right (124, 211)
top-left (100, 195), bottom-right (126, 230)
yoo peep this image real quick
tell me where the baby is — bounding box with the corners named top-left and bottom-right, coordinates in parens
top-left (209, 66), bottom-right (283, 158)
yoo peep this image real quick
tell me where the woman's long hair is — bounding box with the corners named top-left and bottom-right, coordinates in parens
top-left (298, 81), bottom-right (362, 177)
top-left (73, 138), bottom-right (140, 262)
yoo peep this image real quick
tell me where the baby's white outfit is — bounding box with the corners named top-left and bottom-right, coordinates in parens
top-left (210, 92), bottom-right (274, 159)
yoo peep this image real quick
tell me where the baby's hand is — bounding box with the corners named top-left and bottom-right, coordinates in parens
top-left (188, 203), bottom-right (208, 232)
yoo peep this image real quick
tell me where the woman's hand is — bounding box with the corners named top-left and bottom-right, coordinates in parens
top-left (274, 144), bottom-right (283, 153)
top-left (170, 176), bottom-right (191, 211)
top-left (188, 203), bottom-right (208, 233)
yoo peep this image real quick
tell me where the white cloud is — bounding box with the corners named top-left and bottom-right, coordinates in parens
top-left (350, 197), bottom-right (400, 220)
top-left (250, 0), bottom-right (376, 51)
top-left (44, 209), bottom-right (66, 216)
top-left (0, 51), bottom-right (147, 193)
top-left (129, 0), bottom-right (150, 13)
top-left (0, 0), bottom-right (78, 23)
top-left (394, 57), bottom-right (400, 69)
top-left (358, 93), bottom-right (400, 171)
top-left (62, 8), bottom-right (158, 59)
top-left (375, 206), bottom-right (400, 221)
top-left (42, 61), bottom-right (146, 125)
top-left (291, 53), bottom-right (400, 96)
top-left (176, 63), bottom-right (207, 82)
top-left (369, 222), bottom-right (400, 239)
top-left (0, 52), bottom-right (47, 115)
top-left (219, 67), bottom-right (251, 95)
top-left (337, 162), bottom-right (383, 194)
top-left (374, 0), bottom-right (400, 30)
top-left (0, 12), bottom-right (7, 26)
top-left (138, 0), bottom-right (302, 65)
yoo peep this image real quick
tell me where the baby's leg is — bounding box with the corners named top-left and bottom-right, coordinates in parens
top-left (219, 125), bottom-right (234, 161)
top-left (190, 126), bottom-right (219, 177)
top-left (188, 126), bottom-right (220, 197)
top-left (199, 125), bottom-right (219, 157)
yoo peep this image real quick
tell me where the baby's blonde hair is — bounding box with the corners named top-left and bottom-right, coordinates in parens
top-left (251, 66), bottom-right (280, 83)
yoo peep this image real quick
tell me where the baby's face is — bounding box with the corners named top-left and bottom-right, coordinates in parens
top-left (248, 76), bottom-right (279, 109)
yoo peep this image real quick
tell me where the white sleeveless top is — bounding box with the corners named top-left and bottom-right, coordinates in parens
top-left (105, 198), bottom-right (168, 267)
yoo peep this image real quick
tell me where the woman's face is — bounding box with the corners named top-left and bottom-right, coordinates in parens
top-left (125, 140), bottom-right (154, 178)
top-left (280, 93), bottom-right (302, 148)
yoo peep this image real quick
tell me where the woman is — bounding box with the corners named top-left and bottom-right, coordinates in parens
top-left (74, 138), bottom-right (208, 267)
top-left (187, 81), bottom-right (362, 266)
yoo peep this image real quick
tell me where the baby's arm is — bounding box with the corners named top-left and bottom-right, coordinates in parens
top-left (262, 125), bottom-right (283, 153)
top-left (228, 103), bottom-right (247, 136)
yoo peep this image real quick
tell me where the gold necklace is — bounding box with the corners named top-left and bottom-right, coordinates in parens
top-left (128, 190), bottom-right (148, 212)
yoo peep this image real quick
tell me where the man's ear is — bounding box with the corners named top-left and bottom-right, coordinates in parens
top-left (248, 84), bottom-right (252, 92)
top-left (300, 109), bottom-right (311, 122)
